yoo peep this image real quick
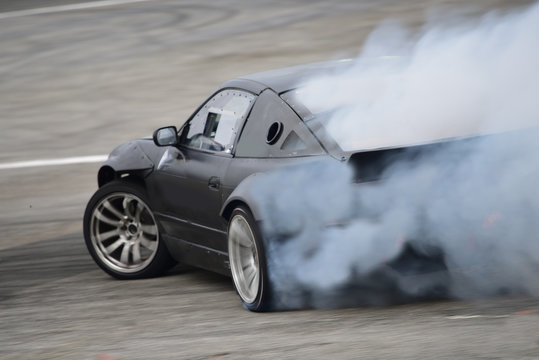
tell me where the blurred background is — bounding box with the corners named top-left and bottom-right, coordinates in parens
top-left (1, 1), bottom-right (537, 359)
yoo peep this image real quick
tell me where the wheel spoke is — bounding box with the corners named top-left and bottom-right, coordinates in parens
top-left (95, 208), bottom-right (120, 226)
top-left (132, 242), bottom-right (141, 263)
top-left (105, 238), bottom-right (124, 254)
top-left (135, 202), bottom-right (144, 223)
top-left (124, 197), bottom-right (139, 219)
top-left (140, 224), bottom-right (157, 236)
top-left (235, 228), bottom-right (252, 248)
top-left (97, 229), bottom-right (120, 243)
top-left (140, 235), bottom-right (157, 251)
top-left (248, 270), bottom-right (259, 289)
top-left (120, 242), bottom-right (131, 264)
top-left (244, 265), bottom-right (256, 283)
top-left (228, 225), bottom-right (239, 239)
top-left (102, 200), bottom-right (124, 220)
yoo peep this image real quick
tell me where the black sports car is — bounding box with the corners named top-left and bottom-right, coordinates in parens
top-left (84, 60), bottom-right (447, 311)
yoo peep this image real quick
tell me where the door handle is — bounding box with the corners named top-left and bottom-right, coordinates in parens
top-left (208, 176), bottom-right (221, 190)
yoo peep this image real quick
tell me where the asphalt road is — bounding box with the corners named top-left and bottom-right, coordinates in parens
top-left (1, 0), bottom-right (538, 359)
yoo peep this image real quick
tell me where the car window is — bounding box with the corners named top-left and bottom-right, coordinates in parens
top-left (180, 90), bottom-right (255, 153)
top-left (235, 89), bottom-right (324, 158)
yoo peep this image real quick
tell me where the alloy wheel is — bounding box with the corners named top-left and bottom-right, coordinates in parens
top-left (89, 192), bottom-right (159, 273)
top-left (228, 214), bottom-right (260, 304)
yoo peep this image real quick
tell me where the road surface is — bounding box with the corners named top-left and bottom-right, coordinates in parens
top-left (1, 0), bottom-right (538, 359)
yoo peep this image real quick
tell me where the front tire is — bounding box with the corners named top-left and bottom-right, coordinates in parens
top-left (83, 180), bottom-right (175, 279)
top-left (228, 206), bottom-right (271, 311)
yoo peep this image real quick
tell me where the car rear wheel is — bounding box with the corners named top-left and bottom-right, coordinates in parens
top-left (228, 206), bottom-right (271, 311)
top-left (83, 180), bottom-right (175, 279)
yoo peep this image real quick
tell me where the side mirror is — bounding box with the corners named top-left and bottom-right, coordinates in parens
top-left (153, 126), bottom-right (178, 146)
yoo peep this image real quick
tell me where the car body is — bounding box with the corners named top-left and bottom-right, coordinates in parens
top-left (83, 60), bottom-right (447, 311)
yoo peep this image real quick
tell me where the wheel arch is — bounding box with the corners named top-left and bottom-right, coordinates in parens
top-left (221, 199), bottom-right (252, 222)
top-left (97, 165), bottom-right (116, 187)
top-left (97, 140), bottom-right (155, 187)
top-left (97, 165), bottom-right (150, 188)
top-left (220, 173), bottom-right (265, 223)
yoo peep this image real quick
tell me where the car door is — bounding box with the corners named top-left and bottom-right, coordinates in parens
top-left (149, 89), bottom-right (256, 252)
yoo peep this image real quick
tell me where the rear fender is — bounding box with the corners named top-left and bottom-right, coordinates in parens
top-left (221, 173), bottom-right (265, 222)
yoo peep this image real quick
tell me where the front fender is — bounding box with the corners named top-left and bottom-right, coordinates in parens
top-left (98, 140), bottom-right (155, 187)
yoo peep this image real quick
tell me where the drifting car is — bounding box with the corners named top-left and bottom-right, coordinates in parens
top-left (83, 60), bottom-right (447, 311)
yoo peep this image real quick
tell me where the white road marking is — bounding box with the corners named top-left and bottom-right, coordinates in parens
top-left (0, 0), bottom-right (158, 20)
top-left (446, 315), bottom-right (509, 320)
top-left (0, 155), bottom-right (108, 170)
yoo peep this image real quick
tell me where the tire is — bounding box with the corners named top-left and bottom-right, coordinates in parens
top-left (83, 180), bottom-right (175, 279)
top-left (227, 206), bottom-right (271, 311)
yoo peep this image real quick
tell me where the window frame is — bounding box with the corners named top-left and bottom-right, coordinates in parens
top-left (177, 88), bottom-right (257, 157)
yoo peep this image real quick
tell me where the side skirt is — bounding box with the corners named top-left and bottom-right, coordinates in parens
top-left (162, 234), bottom-right (231, 277)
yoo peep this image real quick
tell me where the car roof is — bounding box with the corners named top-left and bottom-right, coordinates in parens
top-left (220, 59), bottom-right (353, 95)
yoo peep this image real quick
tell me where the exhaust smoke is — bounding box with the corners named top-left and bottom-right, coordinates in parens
top-left (252, 2), bottom-right (539, 310)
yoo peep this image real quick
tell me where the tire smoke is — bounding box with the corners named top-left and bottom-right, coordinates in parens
top-left (252, 2), bottom-right (539, 310)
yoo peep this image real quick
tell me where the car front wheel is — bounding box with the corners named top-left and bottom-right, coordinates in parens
top-left (228, 206), bottom-right (271, 311)
top-left (83, 180), bottom-right (174, 279)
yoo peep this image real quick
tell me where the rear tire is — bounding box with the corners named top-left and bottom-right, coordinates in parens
top-left (83, 180), bottom-right (175, 279)
top-left (227, 206), bottom-right (271, 311)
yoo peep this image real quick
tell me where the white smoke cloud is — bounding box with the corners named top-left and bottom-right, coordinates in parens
top-left (300, 2), bottom-right (539, 151)
top-left (252, 2), bottom-right (539, 309)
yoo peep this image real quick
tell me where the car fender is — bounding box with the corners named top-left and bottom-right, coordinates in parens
top-left (221, 173), bottom-right (266, 222)
top-left (98, 140), bottom-right (155, 187)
